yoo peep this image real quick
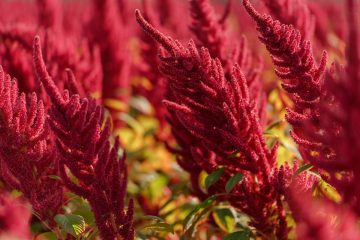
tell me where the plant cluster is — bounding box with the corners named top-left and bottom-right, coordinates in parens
top-left (0, 0), bottom-right (358, 240)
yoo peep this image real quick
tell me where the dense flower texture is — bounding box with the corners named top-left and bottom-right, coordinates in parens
top-left (245, 0), bottom-right (360, 238)
top-left (244, 0), bottom-right (360, 215)
top-left (0, 0), bottom-right (103, 99)
top-left (260, 0), bottom-right (315, 40)
top-left (243, 0), bottom-right (329, 163)
top-left (33, 36), bottom-right (134, 240)
top-left (87, 0), bottom-right (131, 115)
top-left (308, 0), bottom-right (360, 216)
top-left (135, 9), bottom-right (295, 239)
top-left (287, 186), bottom-right (360, 240)
top-left (189, 0), bottom-right (267, 127)
top-left (189, 0), bottom-right (230, 65)
top-left (0, 66), bottom-right (62, 224)
top-left (189, 0), bottom-right (256, 78)
top-left (0, 0), bottom-right (359, 239)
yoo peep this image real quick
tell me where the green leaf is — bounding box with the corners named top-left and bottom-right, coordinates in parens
top-left (183, 196), bottom-right (217, 238)
top-left (225, 173), bottom-right (244, 193)
top-left (227, 150), bottom-right (240, 159)
top-left (223, 231), bottom-right (251, 240)
top-left (36, 232), bottom-right (57, 240)
top-left (144, 173), bottom-right (169, 201)
top-left (205, 168), bottom-right (224, 189)
top-left (142, 215), bottom-right (165, 222)
top-left (294, 164), bottom-right (313, 176)
top-left (317, 179), bottom-right (341, 203)
top-left (72, 202), bottom-right (95, 226)
top-left (48, 175), bottom-right (61, 181)
top-left (54, 214), bottom-right (86, 237)
top-left (266, 120), bottom-right (284, 131)
top-left (142, 222), bottom-right (174, 234)
top-left (213, 208), bottom-right (236, 233)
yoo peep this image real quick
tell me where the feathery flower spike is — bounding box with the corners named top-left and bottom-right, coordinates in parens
top-left (33, 36), bottom-right (134, 240)
top-left (0, 65), bottom-right (63, 225)
top-left (261, 0), bottom-right (315, 40)
top-left (243, 0), bottom-right (328, 162)
top-left (308, 0), bottom-right (360, 216)
top-left (136, 9), bottom-right (291, 238)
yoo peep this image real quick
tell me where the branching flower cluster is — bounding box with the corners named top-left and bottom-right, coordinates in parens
top-left (34, 36), bottom-right (134, 240)
top-left (136, 9), bottom-right (313, 239)
top-left (0, 0), bottom-right (359, 239)
top-left (243, 0), bottom-right (329, 163)
top-left (0, 65), bottom-right (62, 225)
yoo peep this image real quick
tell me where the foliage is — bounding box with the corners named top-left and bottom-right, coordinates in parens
top-left (0, 0), bottom-right (358, 239)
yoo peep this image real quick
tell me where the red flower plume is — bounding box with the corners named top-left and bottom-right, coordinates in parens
top-left (0, 66), bottom-right (63, 224)
top-left (307, 0), bottom-right (360, 216)
top-left (33, 36), bottom-right (134, 240)
top-left (136, 10), bottom-right (293, 238)
top-left (244, 0), bottom-right (328, 162)
top-left (261, 0), bottom-right (315, 40)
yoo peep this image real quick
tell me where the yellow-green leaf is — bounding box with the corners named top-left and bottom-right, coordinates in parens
top-left (294, 164), bottom-right (313, 176)
top-left (213, 208), bottom-right (235, 233)
top-left (142, 222), bottom-right (174, 234)
top-left (54, 214), bottom-right (85, 237)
